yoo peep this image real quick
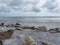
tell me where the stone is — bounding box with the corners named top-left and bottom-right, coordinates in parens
top-left (6, 24), bottom-right (15, 27)
top-left (22, 26), bottom-right (35, 30)
top-left (54, 28), bottom-right (60, 32)
top-left (14, 25), bottom-right (20, 27)
top-left (15, 27), bottom-right (22, 31)
top-left (30, 26), bottom-right (35, 30)
top-left (15, 23), bottom-right (20, 25)
top-left (41, 42), bottom-right (48, 45)
top-left (0, 23), bottom-right (4, 26)
top-left (48, 28), bottom-right (60, 33)
top-left (0, 41), bottom-right (3, 45)
top-left (37, 26), bottom-right (47, 32)
top-left (48, 29), bottom-right (56, 33)
top-left (55, 28), bottom-right (59, 31)
top-left (25, 35), bottom-right (37, 45)
top-left (0, 30), bottom-right (14, 40)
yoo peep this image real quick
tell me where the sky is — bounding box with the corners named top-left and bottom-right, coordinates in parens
top-left (0, 0), bottom-right (60, 17)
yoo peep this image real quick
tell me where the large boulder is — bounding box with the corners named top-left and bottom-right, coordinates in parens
top-left (0, 30), bottom-right (14, 40)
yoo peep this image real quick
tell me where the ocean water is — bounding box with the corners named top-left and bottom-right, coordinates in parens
top-left (0, 17), bottom-right (60, 29)
top-left (0, 17), bottom-right (60, 23)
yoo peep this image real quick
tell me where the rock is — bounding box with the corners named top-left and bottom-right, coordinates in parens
top-left (48, 28), bottom-right (60, 33)
top-left (0, 30), bottom-right (14, 40)
top-left (37, 26), bottom-right (47, 32)
top-left (14, 25), bottom-right (20, 27)
top-left (6, 24), bottom-right (15, 27)
top-left (49, 29), bottom-right (54, 31)
top-left (30, 26), bottom-right (35, 30)
top-left (41, 42), bottom-right (48, 45)
top-left (48, 29), bottom-right (56, 33)
top-left (0, 41), bottom-right (3, 45)
top-left (23, 26), bottom-right (32, 29)
top-left (55, 28), bottom-right (59, 31)
top-left (54, 28), bottom-right (60, 32)
top-left (15, 23), bottom-right (20, 25)
top-left (22, 26), bottom-right (35, 30)
top-left (15, 27), bottom-right (22, 31)
top-left (25, 35), bottom-right (37, 45)
top-left (0, 23), bottom-right (4, 26)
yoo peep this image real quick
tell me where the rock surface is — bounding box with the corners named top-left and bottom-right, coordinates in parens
top-left (0, 30), bottom-right (14, 40)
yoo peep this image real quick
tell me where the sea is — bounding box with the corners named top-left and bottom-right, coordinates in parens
top-left (0, 17), bottom-right (60, 29)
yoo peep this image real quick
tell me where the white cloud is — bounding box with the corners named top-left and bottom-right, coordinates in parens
top-left (0, 0), bottom-right (60, 16)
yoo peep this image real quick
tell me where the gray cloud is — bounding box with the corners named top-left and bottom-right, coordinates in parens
top-left (0, 0), bottom-right (60, 13)
top-left (43, 0), bottom-right (60, 13)
top-left (0, 0), bottom-right (41, 12)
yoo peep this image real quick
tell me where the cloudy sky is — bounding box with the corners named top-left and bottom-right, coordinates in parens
top-left (0, 0), bottom-right (60, 16)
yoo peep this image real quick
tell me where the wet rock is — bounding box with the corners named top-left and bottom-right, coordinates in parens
top-left (15, 23), bottom-right (20, 25)
top-left (0, 41), bottom-right (3, 45)
top-left (0, 30), bottom-right (14, 40)
top-left (0, 23), bottom-right (4, 26)
top-left (41, 42), bottom-right (48, 45)
top-left (6, 24), bottom-right (15, 27)
top-left (55, 28), bottom-right (60, 32)
top-left (6, 24), bottom-right (20, 27)
top-left (48, 28), bottom-right (60, 33)
top-left (48, 29), bottom-right (56, 33)
top-left (55, 28), bottom-right (59, 31)
top-left (14, 25), bottom-right (20, 27)
top-left (22, 26), bottom-right (35, 29)
top-left (25, 35), bottom-right (37, 45)
top-left (15, 27), bottom-right (22, 31)
top-left (30, 26), bottom-right (35, 30)
top-left (37, 26), bottom-right (47, 32)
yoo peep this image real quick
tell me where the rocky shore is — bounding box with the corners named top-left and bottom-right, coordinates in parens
top-left (0, 22), bottom-right (60, 45)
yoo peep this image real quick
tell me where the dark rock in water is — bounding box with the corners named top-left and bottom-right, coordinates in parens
top-left (48, 29), bottom-right (56, 33)
top-left (55, 28), bottom-right (59, 31)
top-left (15, 25), bottom-right (20, 27)
top-left (0, 23), bottom-right (4, 26)
top-left (30, 26), bottom-right (35, 30)
top-left (22, 26), bottom-right (35, 30)
top-left (41, 42), bottom-right (48, 45)
top-left (49, 29), bottom-right (54, 31)
top-left (15, 23), bottom-right (20, 25)
top-left (15, 27), bottom-right (22, 30)
top-left (49, 28), bottom-right (60, 33)
top-left (0, 41), bottom-right (3, 45)
top-left (6, 24), bottom-right (15, 27)
top-left (1, 23), bottom-right (4, 26)
top-left (37, 26), bottom-right (47, 32)
top-left (55, 28), bottom-right (60, 32)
